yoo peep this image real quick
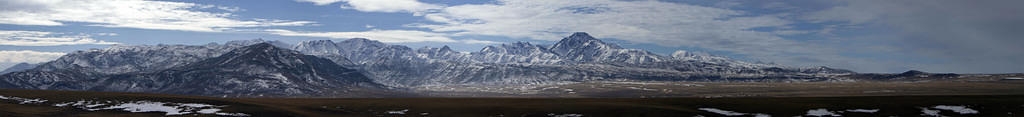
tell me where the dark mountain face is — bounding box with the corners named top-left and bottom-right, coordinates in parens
top-left (95, 43), bottom-right (383, 97)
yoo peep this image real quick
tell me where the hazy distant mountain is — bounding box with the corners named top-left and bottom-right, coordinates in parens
top-left (0, 63), bottom-right (37, 75)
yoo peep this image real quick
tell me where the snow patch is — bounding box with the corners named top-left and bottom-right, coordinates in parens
top-left (933, 105), bottom-right (978, 114)
top-left (845, 109), bottom-right (879, 113)
top-left (698, 108), bottom-right (746, 116)
top-left (1002, 77), bottom-right (1023, 80)
top-left (920, 107), bottom-right (943, 117)
top-left (805, 108), bottom-right (840, 117)
top-left (100, 101), bottom-right (189, 115)
top-left (55, 100), bottom-right (248, 116)
top-left (386, 109), bottom-right (409, 115)
top-left (198, 108), bottom-right (221, 114)
top-left (547, 113), bottom-right (584, 117)
top-left (0, 95), bottom-right (48, 104)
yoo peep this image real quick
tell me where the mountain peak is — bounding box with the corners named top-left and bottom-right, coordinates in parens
top-left (214, 43), bottom-right (303, 65)
top-left (339, 38), bottom-right (387, 48)
top-left (243, 43), bottom-right (279, 50)
top-left (440, 45), bottom-right (452, 51)
top-left (344, 38), bottom-right (380, 43)
top-left (569, 32), bottom-right (592, 38)
top-left (300, 39), bottom-right (335, 44)
top-left (225, 39), bottom-right (291, 48)
top-left (293, 40), bottom-right (343, 55)
top-left (565, 32), bottom-right (598, 42)
top-left (550, 32), bottom-right (622, 55)
top-left (900, 70), bottom-right (927, 75)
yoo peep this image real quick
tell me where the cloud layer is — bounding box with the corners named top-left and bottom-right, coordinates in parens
top-left (265, 29), bottom-right (457, 43)
top-left (296, 0), bottom-right (441, 14)
top-left (0, 30), bottom-right (120, 46)
top-left (0, 50), bottom-right (65, 63)
top-left (0, 0), bottom-right (314, 32)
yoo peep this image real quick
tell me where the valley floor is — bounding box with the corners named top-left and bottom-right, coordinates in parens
top-left (2, 77), bottom-right (1024, 117)
top-left (411, 74), bottom-right (1024, 98)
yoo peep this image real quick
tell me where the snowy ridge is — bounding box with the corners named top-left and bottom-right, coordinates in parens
top-left (0, 32), bottom-right (856, 96)
top-left (288, 32), bottom-right (851, 88)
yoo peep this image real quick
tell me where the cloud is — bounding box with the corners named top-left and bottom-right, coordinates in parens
top-left (0, 0), bottom-right (314, 32)
top-left (461, 39), bottom-right (502, 45)
top-left (803, 0), bottom-right (1024, 73)
top-left (295, 0), bottom-right (344, 5)
top-left (0, 30), bottom-right (120, 46)
top-left (296, 0), bottom-right (441, 14)
top-left (265, 29), bottom-right (457, 43)
top-left (0, 50), bottom-right (65, 64)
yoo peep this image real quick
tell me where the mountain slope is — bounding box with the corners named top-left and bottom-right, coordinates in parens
top-left (290, 32), bottom-right (850, 87)
top-left (549, 32), bottom-right (668, 64)
top-left (0, 63), bottom-right (37, 75)
top-left (2, 43), bottom-right (386, 97)
top-left (92, 43), bottom-right (385, 97)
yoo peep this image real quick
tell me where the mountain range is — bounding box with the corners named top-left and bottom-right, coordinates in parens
top-left (1, 32), bottom-right (855, 97)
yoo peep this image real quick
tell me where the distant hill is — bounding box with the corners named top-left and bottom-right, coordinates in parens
top-left (0, 63), bottom-right (37, 75)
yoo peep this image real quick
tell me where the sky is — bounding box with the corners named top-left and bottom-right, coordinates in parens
top-left (0, 0), bottom-right (1022, 73)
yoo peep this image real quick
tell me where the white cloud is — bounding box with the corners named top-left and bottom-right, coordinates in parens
top-left (0, 50), bottom-right (65, 64)
top-left (0, 30), bottom-right (120, 46)
top-left (295, 0), bottom-right (344, 5)
top-left (296, 0), bottom-right (441, 14)
top-left (0, 0), bottom-right (314, 32)
top-left (364, 24), bottom-right (375, 29)
top-left (265, 29), bottom-right (457, 43)
top-left (461, 39), bottom-right (501, 45)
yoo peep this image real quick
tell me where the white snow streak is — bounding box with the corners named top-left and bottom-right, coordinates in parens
top-left (933, 105), bottom-right (978, 114)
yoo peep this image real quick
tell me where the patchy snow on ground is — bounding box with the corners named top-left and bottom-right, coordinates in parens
top-left (920, 107), bottom-right (943, 117)
top-left (698, 108), bottom-right (747, 116)
top-left (101, 101), bottom-right (189, 115)
top-left (933, 105), bottom-right (978, 114)
top-left (386, 109), bottom-right (409, 114)
top-left (0, 95), bottom-right (48, 104)
top-left (53, 100), bottom-right (248, 116)
top-left (215, 112), bottom-right (251, 116)
top-left (547, 113), bottom-right (584, 117)
top-left (805, 108), bottom-right (840, 117)
top-left (198, 108), bottom-right (221, 114)
top-left (845, 109), bottom-right (879, 113)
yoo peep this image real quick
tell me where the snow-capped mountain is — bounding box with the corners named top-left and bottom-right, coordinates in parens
top-left (2, 43), bottom-right (384, 97)
top-left (31, 39), bottom-right (285, 75)
top-left (0, 32), bottom-right (854, 97)
top-left (287, 32), bottom-right (851, 87)
top-left (549, 32), bottom-right (667, 64)
top-left (470, 42), bottom-right (565, 64)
